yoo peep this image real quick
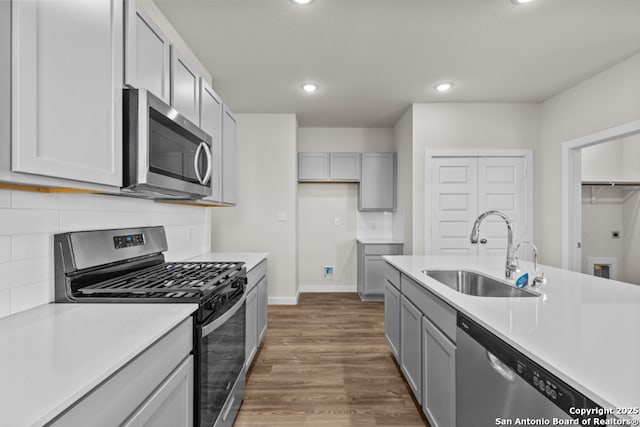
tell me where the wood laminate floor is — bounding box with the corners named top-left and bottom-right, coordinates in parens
top-left (234, 293), bottom-right (429, 426)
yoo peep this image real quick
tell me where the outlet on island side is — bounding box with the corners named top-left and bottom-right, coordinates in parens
top-left (323, 266), bottom-right (335, 280)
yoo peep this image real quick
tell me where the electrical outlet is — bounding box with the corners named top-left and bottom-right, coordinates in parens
top-left (334, 217), bottom-right (341, 226)
top-left (323, 266), bottom-right (334, 280)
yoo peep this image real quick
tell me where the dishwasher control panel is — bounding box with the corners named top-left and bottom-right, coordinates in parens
top-left (458, 313), bottom-right (605, 422)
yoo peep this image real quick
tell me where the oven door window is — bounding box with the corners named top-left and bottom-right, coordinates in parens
top-left (148, 108), bottom-right (208, 184)
top-left (200, 299), bottom-right (246, 426)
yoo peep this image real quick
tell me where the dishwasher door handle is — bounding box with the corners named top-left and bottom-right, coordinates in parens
top-left (487, 351), bottom-right (516, 383)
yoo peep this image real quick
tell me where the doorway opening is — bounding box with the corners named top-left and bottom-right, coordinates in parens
top-left (561, 120), bottom-right (640, 285)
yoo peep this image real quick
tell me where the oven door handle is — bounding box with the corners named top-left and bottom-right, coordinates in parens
top-left (202, 294), bottom-right (245, 337)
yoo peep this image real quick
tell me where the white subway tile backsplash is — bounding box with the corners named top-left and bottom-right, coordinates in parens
top-left (11, 234), bottom-right (53, 261)
top-left (10, 281), bottom-right (51, 315)
top-left (0, 257), bottom-right (53, 291)
top-left (0, 190), bottom-right (11, 208)
top-left (11, 191), bottom-right (96, 210)
top-left (0, 191), bottom-right (209, 319)
top-left (0, 236), bottom-right (10, 263)
top-left (0, 289), bottom-right (10, 318)
top-left (0, 209), bottom-right (59, 235)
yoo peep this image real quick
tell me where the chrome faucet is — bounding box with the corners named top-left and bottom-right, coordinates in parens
top-left (514, 241), bottom-right (547, 289)
top-left (470, 210), bottom-right (519, 279)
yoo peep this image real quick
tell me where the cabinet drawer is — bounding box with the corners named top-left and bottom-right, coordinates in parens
top-left (247, 259), bottom-right (267, 292)
top-left (363, 244), bottom-right (403, 256)
top-left (384, 263), bottom-right (401, 290)
top-left (401, 275), bottom-right (456, 343)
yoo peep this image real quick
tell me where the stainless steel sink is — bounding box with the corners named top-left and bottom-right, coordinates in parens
top-left (423, 269), bottom-right (538, 298)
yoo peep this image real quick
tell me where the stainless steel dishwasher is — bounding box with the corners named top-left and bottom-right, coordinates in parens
top-left (456, 313), bottom-right (604, 426)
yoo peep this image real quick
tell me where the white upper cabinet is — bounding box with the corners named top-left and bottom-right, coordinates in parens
top-left (199, 79), bottom-right (223, 202)
top-left (222, 106), bottom-right (238, 205)
top-left (171, 46), bottom-right (200, 124)
top-left (11, 0), bottom-right (123, 187)
top-left (125, 2), bottom-right (171, 103)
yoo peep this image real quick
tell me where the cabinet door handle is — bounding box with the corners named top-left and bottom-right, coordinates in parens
top-left (480, 238), bottom-right (488, 244)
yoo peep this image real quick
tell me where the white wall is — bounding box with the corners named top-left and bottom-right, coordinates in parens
top-left (409, 103), bottom-right (540, 255)
top-left (209, 114), bottom-right (298, 303)
top-left (581, 187), bottom-right (625, 279)
top-left (297, 128), bottom-right (394, 291)
top-left (0, 191), bottom-right (209, 319)
top-left (393, 107), bottom-right (414, 253)
top-left (582, 134), bottom-right (640, 182)
top-left (539, 53), bottom-right (640, 266)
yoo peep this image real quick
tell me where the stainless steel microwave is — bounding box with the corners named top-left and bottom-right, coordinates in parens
top-left (123, 88), bottom-right (212, 199)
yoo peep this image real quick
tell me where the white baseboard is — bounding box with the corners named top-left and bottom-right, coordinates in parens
top-left (268, 288), bottom-right (300, 305)
top-left (300, 284), bottom-right (357, 293)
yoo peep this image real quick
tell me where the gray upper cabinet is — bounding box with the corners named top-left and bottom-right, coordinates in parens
top-left (125, 2), bottom-right (171, 103)
top-left (298, 153), bottom-right (330, 181)
top-left (10, 0), bottom-right (123, 187)
top-left (298, 152), bottom-right (361, 182)
top-left (222, 106), bottom-right (238, 205)
top-left (199, 80), bottom-right (223, 203)
top-left (171, 46), bottom-right (200, 124)
top-left (359, 153), bottom-right (396, 211)
top-left (330, 153), bottom-right (361, 181)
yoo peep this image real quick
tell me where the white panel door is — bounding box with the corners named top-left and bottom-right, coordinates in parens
top-left (430, 158), bottom-right (478, 255)
top-left (429, 156), bottom-right (528, 258)
top-left (12, 0), bottom-right (123, 186)
top-left (477, 157), bottom-right (527, 257)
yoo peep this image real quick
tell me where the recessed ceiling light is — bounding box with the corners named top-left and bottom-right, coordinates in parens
top-left (291, 0), bottom-right (315, 4)
top-left (511, 0), bottom-right (533, 4)
top-left (434, 82), bottom-right (453, 92)
top-left (301, 83), bottom-right (318, 93)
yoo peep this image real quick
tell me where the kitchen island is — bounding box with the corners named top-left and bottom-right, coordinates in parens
top-left (0, 303), bottom-right (197, 427)
top-left (384, 255), bottom-right (640, 424)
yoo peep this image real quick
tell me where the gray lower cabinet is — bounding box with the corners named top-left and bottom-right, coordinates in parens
top-left (385, 262), bottom-right (457, 426)
top-left (246, 259), bottom-right (268, 369)
top-left (384, 280), bottom-right (401, 361)
top-left (52, 319), bottom-right (193, 426)
top-left (123, 355), bottom-right (194, 427)
top-left (257, 276), bottom-right (268, 343)
top-left (245, 286), bottom-right (258, 368)
top-left (400, 295), bottom-right (422, 402)
top-left (422, 316), bottom-right (456, 427)
top-left (357, 242), bottom-right (403, 301)
top-left (359, 153), bottom-right (396, 211)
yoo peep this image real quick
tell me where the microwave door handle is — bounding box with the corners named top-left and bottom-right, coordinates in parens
top-left (202, 143), bottom-right (213, 185)
top-left (194, 142), bottom-right (205, 184)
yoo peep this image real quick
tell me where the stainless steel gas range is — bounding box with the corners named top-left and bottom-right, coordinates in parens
top-left (54, 226), bottom-right (246, 427)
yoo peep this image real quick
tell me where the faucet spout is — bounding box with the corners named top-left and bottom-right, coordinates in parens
top-left (469, 210), bottom-right (518, 279)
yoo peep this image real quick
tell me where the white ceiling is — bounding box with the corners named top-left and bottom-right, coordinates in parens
top-left (154, 0), bottom-right (640, 127)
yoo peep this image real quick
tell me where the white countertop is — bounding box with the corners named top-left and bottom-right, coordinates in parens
top-left (187, 252), bottom-right (268, 272)
top-left (0, 303), bottom-right (197, 427)
top-left (356, 238), bottom-right (404, 244)
top-left (384, 255), bottom-right (640, 420)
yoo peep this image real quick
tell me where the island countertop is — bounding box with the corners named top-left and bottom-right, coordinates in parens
top-left (383, 255), bottom-right (640, 421)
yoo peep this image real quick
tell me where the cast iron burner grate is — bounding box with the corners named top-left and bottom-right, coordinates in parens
top-left (77, 262), bottom-right (244, 298)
